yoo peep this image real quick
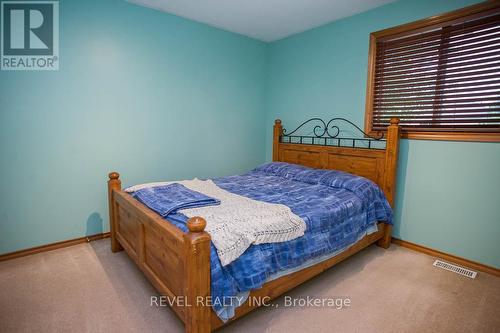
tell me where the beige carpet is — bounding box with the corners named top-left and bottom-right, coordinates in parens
top-left (0, 239), bottom-right (498, 333)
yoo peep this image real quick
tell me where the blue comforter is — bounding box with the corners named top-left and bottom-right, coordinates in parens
top-left (134, 162), bottom-right (393, 321)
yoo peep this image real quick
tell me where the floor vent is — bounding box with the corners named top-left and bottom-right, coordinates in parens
top-left (433, 260), bottom-right (477, 279)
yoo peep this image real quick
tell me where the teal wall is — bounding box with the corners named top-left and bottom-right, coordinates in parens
top-left (265, 0), bottom-right (500, 268)
top-left (1, 0), bottom-right (499, 269)
top-left (0, 0), bottom-right (267, 254)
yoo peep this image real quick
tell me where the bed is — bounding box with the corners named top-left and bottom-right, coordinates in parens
top-left (107, 117), bottom-right (401, 333)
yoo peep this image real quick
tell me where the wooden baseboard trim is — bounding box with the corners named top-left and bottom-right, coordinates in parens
top-left (2, 234), bottom-right (497, 277)
top-left (0, 232), bottom-right (111, 262)
top-left (392, 238), bottom-right (499, 278)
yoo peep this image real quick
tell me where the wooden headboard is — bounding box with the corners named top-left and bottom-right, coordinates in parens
top-left (273, 117), bottom-right (401, 248)
top-left (272, 118), bottom-right (401, 207)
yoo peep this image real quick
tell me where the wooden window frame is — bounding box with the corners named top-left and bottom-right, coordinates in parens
top-left (364, 1), bottom-right (500, 143)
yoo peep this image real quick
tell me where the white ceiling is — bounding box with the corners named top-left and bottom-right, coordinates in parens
top-left (129, 0), bottom-right (396, 42)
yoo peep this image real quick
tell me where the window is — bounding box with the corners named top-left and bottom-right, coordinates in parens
top-left (365, 2), bottom-right (500, 142)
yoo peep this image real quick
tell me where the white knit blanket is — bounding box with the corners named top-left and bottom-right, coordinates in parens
top-left (126, 179), bottom-right (306, 266)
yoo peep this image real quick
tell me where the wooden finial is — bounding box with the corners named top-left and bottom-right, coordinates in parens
top-left (187, 217), bottom-right (206, 233)
top-left (274, 119), bottom-right (282, 125)
top-left (390, 118), bottom-right (400, 125)
top-left (108, 172), bottom-right (120, 180)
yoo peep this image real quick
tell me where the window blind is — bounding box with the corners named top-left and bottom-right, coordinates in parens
top-left (372, 10), bottom-right (500, 133)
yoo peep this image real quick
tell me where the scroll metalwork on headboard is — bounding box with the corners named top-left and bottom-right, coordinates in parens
top-left (281, 117), bottom-right (386, 150)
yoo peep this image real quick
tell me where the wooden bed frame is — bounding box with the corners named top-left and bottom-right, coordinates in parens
top-left (107, 118), bottom-right (401, 333)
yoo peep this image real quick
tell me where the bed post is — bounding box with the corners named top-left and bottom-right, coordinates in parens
top-left (273, 119), bottom-right (283, 162)
top-left (108, 172), bottom-right (123, 253)
top-left (378, 118), bottom-right (401, 249)
top-left (184, 217), bottom-right (211, 333)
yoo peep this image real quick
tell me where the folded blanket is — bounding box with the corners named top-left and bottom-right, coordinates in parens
top-left (132, 183), bottom-right (220, 217)
top-left (130, 179), bottom-right (306, 266)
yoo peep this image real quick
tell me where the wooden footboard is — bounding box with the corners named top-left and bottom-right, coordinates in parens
top-left (108, 173), bottom-right (211, 332)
